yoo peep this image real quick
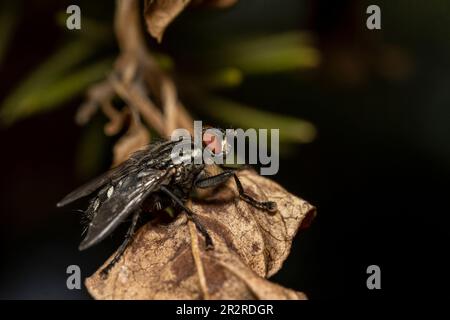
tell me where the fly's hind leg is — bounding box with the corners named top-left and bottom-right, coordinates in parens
top-left (160, 186), bottom-right (214, 249)
top-left (99, 210), bottom-right (140, 278)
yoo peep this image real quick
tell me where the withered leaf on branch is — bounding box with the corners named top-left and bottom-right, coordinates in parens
top-left (144, 0), bottom-right (192, 42)
top-left (86, 170), bottom-right (316, 299)
top-left (144, 0), bottom-right (238, 42)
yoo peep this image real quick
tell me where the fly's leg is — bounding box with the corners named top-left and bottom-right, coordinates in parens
top-left (100, 210), bottom-right (140, 278)
top-left (160, 186), bottom-right (214, 249)
top-left (195, 171), bottom-right (277, 213)
top-left (232, 174), bottom-right (277, 212)
top-left (195, 170), bottom-right (235, 188)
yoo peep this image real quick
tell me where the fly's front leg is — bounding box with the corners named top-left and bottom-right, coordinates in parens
top-left (194, 170), bottom-right (235, 188)
top-left (232, 174), bottom-right (277, 212)
top-left (100, 210), bottom-right (140, 278)
top-left (195, 170), bottom-right (277, 213)
top-left (160, 186), bottom-right (214, 249)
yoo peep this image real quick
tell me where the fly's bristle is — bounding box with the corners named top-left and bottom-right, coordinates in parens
top-left (80, 215), bottom-right (91, 226)
top-left (81, 224), bottom-right (89, 237)
top-left (80, 205), bottom-right (95, 226)
top-left (72, 208), bottom-right (92, 225)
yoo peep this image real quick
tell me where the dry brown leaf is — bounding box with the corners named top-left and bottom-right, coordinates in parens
top-left (86, 170), bottom-right (316, 299)
top-left (143, 0), bottom-right (237, 43)
top-left (144, 0), bottom-right (192, 43)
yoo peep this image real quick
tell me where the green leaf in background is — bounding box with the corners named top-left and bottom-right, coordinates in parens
top-left (0, 2), bottom-right (20, 64)
top-left (217, 31), bottom-right (320, 75)
top-left (200, 67), bottom-right (243, 89)
top-left (0, 40), bottom-right (111, 125)
top-left (200, 95), bottom-right (317, 144)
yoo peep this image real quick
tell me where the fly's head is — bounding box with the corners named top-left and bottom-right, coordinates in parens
top-left (169, 127), bottom-right (232, 170)
top-left (201, 127), bottom-right (233, 159)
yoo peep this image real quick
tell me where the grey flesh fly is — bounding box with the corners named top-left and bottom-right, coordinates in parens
top-left (57, 133), bottom-right (277, 277)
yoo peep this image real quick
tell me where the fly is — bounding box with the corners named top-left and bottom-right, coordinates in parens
top-left (57, 130), bottom-right (277, 277)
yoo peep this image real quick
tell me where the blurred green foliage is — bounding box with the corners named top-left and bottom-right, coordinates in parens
top-left (0, 3), bottom-right (317, 131)
top-left (0, 39), bottom-right (112, 124)
top-left (216, 32), bottom-right (320, 75)
top-left (0, 0), bottom-right (319, 177)
top-left (197, 95), bottom-right (316, 144)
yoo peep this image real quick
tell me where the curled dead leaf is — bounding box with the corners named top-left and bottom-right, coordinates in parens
top-left (144, 0), bottom-right (192, 43)
top-left (143, 0), bottom-right (238, 42)
top-left (86, 170), bottom-right (316, 299)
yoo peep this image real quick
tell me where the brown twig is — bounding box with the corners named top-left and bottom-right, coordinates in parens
top-left (76, 0), bottom-right (194, 164)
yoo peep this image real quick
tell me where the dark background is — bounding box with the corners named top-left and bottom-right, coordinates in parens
top-left (0, 0), bottom-right (449, 299)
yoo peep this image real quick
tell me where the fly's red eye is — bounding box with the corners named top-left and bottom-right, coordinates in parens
top-left (202, 131), bottom-right (222, 154)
